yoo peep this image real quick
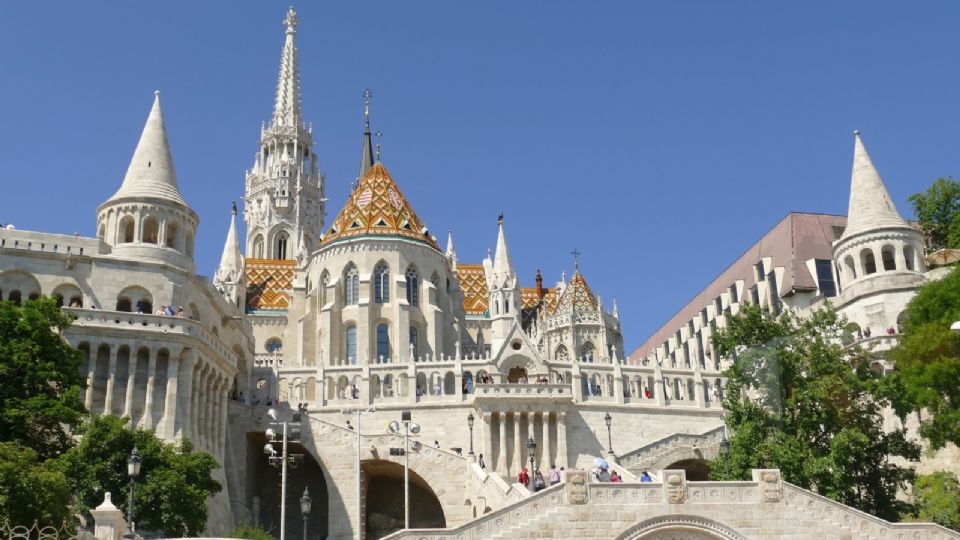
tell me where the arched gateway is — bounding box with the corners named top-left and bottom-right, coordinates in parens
top-left (615, 515), bottom-right (747, 540)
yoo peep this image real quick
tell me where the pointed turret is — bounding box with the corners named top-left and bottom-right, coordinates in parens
top-left (840, 131), bottom-right (909, 240)
top-left (272, 7), bottom-right (302, 129)
top-left (106, 91), bottom-right (186, 205)
top-left (358, 89), bottom-right (375, 182)
top-left (445, 230), bottom-right (457, 268)
top-left (214, 203), bottom-right (244, 305)
top-left (492, 215), bottom-right (516, 284)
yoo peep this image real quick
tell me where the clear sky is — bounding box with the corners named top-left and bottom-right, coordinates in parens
top-left (2, 2), bottom-right (959, 354)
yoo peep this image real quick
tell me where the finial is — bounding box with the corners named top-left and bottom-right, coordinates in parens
top-left (375, 130), bottom-right (383, 161)
top-left (283, 6), bottom-right (299, 34)
top-left (854, 129), bottom-right (860, 136)
top-left (154, 90), bottom-right (160, 97)
top-left (571, 248), bottom-right (582, 271)
top-left (363, 88), bottom-right (372, 129)
top-left (497, 212), bottom-right (504, 225)
top-left (231, 201), bottom-right (238, 216)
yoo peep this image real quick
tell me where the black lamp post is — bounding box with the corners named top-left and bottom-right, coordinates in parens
top-left (719, 435), bottom-right (730, 480)
top-left (123, 447), bottom-right (142, 539)
top-left (467, 412), bottom-right (475, 456)
top-left (300, 487), bottom-right (312, 540)
top-left (604, 412), bottom-right (614, 455)
top-left (526, 436), bottom-right (536, 489)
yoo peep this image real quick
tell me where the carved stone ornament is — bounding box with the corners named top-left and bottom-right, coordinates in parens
top-left (565, 470), bottom-right (589, 505)
top-left (756, 469), bottom-right (783, 503)
top-left (664, 470), bottom-right (687, 504)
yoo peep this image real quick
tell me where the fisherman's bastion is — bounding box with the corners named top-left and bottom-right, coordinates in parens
top-left (1, 8), bottom-right (958, 540)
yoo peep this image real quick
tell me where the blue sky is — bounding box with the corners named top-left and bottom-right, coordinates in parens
top-left (2, 2), bottom-right (959, 353)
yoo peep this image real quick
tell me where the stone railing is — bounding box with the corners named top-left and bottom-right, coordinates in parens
top-left (0, 228), bottom-right (102, 257)
top-left (473, 383), bottom-right (572, 399)
top-left (617, 426), bottom-right (725, 472)
top-left (63, 307), bottom-right (238, 369)
top-left (467, 462), bottom-right (529, 509)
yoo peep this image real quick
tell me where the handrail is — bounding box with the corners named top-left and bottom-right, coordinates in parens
top-left (617, 426), bottom-right (725, 469)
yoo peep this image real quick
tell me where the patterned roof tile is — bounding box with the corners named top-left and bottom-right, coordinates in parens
top-left (245, 258), bottom-right (295, 312)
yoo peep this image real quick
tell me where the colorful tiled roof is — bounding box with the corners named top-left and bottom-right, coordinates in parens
top-left (245, 258), bottom-right (295, 312)
top-left (457, 264), bottom-right (489, 315)
top-left (553, 271), bottom-right (596, 313)
top-left (521, 288), bottom-right (557, 311)
top-left (320, 162), bottom-right (439, 250)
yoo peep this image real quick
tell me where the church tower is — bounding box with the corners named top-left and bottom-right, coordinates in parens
top-left (243, 7), bottom-right (324, 260)
top-left (97, 91), bottom-right (198, 272)
top-left (483, 218), bottom-right (522, 349)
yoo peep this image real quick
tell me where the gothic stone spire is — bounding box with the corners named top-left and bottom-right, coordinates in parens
top-left (272, 7), bottom-right (303, 129)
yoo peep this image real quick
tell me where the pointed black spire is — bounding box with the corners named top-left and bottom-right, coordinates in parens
top-left (358, 88), bottom-right (375, 181)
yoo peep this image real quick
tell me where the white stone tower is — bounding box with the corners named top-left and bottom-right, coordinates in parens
top-left (96, 92), bottom-right (198, 272)
top-left (243, 7), bottom-right (324, 260)
top-left (832, 131), bottom-right (926, 331)
top-left (213, 202), bottom-right (245, 307)
top-left (483, 217), bottom-right (522, 349)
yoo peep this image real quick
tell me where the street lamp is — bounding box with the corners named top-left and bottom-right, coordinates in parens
top-left (341, 406), bottom-right (376, 540)
top-left (300, 487), bottom-right (312, 540)
top-left (122, 447), bottom-right (142, 539)
top-left (467, 412), bottom-right (475, 457)
top-left (526, 436), bottom-right (536, 490)
top-left (389, 412), bottom-right (419, 530)
top-left (719, 435), bottom-right (730, 480)
top-left (604, 412), bottom-right (614, 455)
top-left (264, 409), bottom-right (305, 540)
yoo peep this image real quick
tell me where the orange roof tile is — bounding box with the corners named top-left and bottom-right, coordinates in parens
top-left (320, 162), bottom-right (439, 250)
top-left (456, 264), bottom-right (488, 315)
top-left (245, 258), bottom-right (295, 312)
top-left (553, 271), bottom-right (596, 313)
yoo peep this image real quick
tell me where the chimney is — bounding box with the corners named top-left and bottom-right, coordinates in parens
top-left (535, 269), bottom-right (544, 299)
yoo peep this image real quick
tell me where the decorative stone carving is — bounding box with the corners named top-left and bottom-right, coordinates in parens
top-left (565, 470), bottom-right (589, 505)
top-left (752, 468), bottom-right (783, 503)
top-left (662, 469), bottom-right (687, 504)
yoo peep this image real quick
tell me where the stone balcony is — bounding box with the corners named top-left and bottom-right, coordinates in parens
top-left (473, 383), bottom-right (573, 407)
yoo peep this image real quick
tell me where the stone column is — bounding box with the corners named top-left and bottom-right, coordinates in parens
top-left (84, 344), bottom-right (97, 411)
top-left (204, 371), bottom-right (214, 451)
top-left (557, 411), bottom-right (568, 468)
top-left (123, 351), bottom-right (137, 420)
top-left (190, 364), bottom-right (202, 445)
top-left (143, 349), bottom-right (157, 428)
top-left (219, 378), bottom-right (228, 460)
top-left (543, 411), bottom-right (554, 468)
top-left (161, 355), bottom-right (180, 439)
top-left (513, 411), bottom-right (522, 477)
top-left (483, 411), bottom-right (493, 470)
top-left (497, 411), bottom-right (507, 473)
top-left (104, 346), bottom-right (118, 414)
top-left (176, 351), bottom-right (195, 440)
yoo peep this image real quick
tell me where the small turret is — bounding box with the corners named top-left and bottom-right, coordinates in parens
top-left (213, 202), bottom-right (245, 306)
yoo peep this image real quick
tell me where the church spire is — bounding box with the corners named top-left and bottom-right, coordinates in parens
top-left (840, 131), bottom-right (909, 239)
top-left (272, 7), bottom-right (302, 129)
top-left (445, 229), bottom-right (457, 268)
top-left (493, 214), bottom-right (516, 281)
top-left (358, 88), bottom-right (375, 181)
top-left (107, 91), bottom-right (187, 206)
top-left (213, 202), bottom-right (244, 305)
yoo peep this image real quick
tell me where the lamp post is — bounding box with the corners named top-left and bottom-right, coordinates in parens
top-left (467, 412), bottom-right (475, 457)
top-left (604, 412), bottom-right (614, 455)
top-left (264, 409), bottom-right (306, 540)
top-left (300, 487), bottom-right (312, 540)
top-left (527, 436), bottom-right (536, 490)
top-left (719, 435), bottom-right (730, 480)
top-left (341, 406), bottom-right (376, 540)
top-left (123, 447), bottom-right (142, 540)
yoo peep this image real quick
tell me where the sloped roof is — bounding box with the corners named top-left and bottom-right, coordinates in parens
top-left (245, 258), bottom-right (295, 312)
top-left (841, 132), bottom-right (909, 239)
top-left (553, 271), bottom-right (597, 313)
top-left (521, 288), bottom-right (557, 311)
top-left (457, 264), bottom-right (489, 315)
top-left (321, 163), bottom-right (439, 250)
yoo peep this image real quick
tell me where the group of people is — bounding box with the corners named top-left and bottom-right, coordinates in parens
top-left (592, 466), bottom-right (654, 483)
top-left (296, 402), bottom-right (309, 413)
top-left (151, 305), bottom-right (185, 316)
top-left (338, 384), bottom-right (360, 400)
top-left (518, 464), bottom-right (565, 491)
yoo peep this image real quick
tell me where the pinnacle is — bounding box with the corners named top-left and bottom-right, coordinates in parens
top-left (840, 131), bottom-right (908, 239)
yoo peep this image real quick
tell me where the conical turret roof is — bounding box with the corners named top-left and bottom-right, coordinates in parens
top-left (107, 92), bottom-right (187, 206)
top-left (552, 270), bottom-right (597, 313)
top-left (320, 163), bottom-right (439, 250)
top-left (840, 131), bottom-right (909, 239)
top-left (214, 204), bottom-right (242, 286)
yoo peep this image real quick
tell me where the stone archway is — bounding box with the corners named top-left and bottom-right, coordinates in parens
top-left (615, 515), bottom-right (746, 540)
top-left (507, 366), bottom-right (527, 383)
top-left (665, 458), bottom-right (711, 481)
top-left (362, 459), bottom-right (445, 539)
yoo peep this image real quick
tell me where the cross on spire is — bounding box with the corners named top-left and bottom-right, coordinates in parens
top-left (571, 248), bottom-right (582, 271)
top-left (375, 130), bottom-right (383, 161)
top-left (363, 88), bottom-right (372, 129)
top-left (283, 6), bottom-right (298, 34)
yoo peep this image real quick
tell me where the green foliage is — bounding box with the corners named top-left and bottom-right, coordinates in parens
top-left (889, 267), bottom-right (960, 450)
top-left (908, 177), bottom-right (960, 250)
top-left (227, 522), bottom-right (277, 540)
top-left (0, 298), bottom-right (87, 460)
top-left (0, 443), bottom-right (72, 526)
top-left (709, 303), bottom-right (919, 521)
top-left (57, 415), bottom-right (222, 537)
top-left (909, 471), bottom-right (960, 531)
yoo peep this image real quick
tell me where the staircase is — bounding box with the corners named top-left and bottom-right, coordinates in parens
top-left (617, 426), bottom-right (725, 473)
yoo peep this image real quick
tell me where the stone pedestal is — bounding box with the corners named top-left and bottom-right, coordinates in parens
top-left (90, 492), bottom-right (128, 540)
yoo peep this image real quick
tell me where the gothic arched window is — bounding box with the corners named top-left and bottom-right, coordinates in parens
top-left (276, 232), bottom-right (289, 259)
top-left (253, 234), bottom-right (265, 259)
top-left (555, 345), bottom-right (570, 362)
top-left (580, 342), bottom-right (596, 363)
top-left (320, 271), bottom-right (329, 305)
top-left (374, 262), bottom-right (390, 304)
top-left (344, 265), bottom-right (359, 306)
top-left (346, 326), bottom-right (357, 365)
top-left (405, 266), bottom-right (419, 307)
top-left (376, 324), bottom-right (390, 362)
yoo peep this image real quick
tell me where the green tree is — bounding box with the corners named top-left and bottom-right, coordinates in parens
top-left (0, 443), bottom-right (72, 526)
top-left (0, 298), bottom-right (87, 460)
top-left (57, 415), bottom-right (221, 536)
top-left (227, 522), bottom-right (277, 540)
top-left (908, 177), bottom-right (960, 250)
top-left (909, 471), bottom-right (960, 531)
top-left (709, 303), bottom-right (919, 521)
top-left (888, 267), bottom-right (960, 450)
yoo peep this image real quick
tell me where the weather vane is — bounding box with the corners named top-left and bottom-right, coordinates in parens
top-left (363, 88), bottom-right (372, 128)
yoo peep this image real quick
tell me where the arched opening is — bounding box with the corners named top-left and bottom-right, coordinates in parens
top-left (665, 458), bottom-right (711, 481)
top-left (185, 231), bottom-right (194, 259)
top-left (119, 216), bottom-right (135, 243)
top-left (376, 323), bottom-right (390, 362)
top-left (52, 284), bottom-right (83, 308)
top-left (860, 248), bottom-right (877, 275)
top-left (374, 262), bottom-right (390, 304)
top-left (581, 342), bottom-right (596, 363)
top-left (555, 345), bottom-right (569, 362)
top-left (507, 366), bottom-right (527, 383)
top-left (405, 266), bottom-right (419, 307)
top-left (346, 326), bottom-right (357, 365)
top-left (881, 245), bottom-right (896, 271)
top-left (116, 286), bottom-right (152, 314)
top-left (265, 337), bottom-right (283, 354)
top-left (843, 255), bottom-right (856, 280)
top-left (97, 223), bottom-right (106, 241)
top-left (252, 234), bottom-right (265, 259)
top-left (250, 434), bottom-right (328, 539)
top-left (344, 264), bottom-right (360, 306)
top-left (142, 217), bottom-right (159, 244)
top-left (443, 371), bottom-right (456, 395)
top-left (843, 321), bottom-right (862, 344)
top-left (165, 221), bottom-right (179, 250)
top-left (275, 232), bottom-right (289, 259)
top-left (362, 460), bottom-right (446, 539)
top-left (904, 245), bottom-right (916, 271)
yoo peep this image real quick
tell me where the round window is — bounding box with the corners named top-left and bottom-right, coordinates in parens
top-left (511, 341), bottom-right (522, 351)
